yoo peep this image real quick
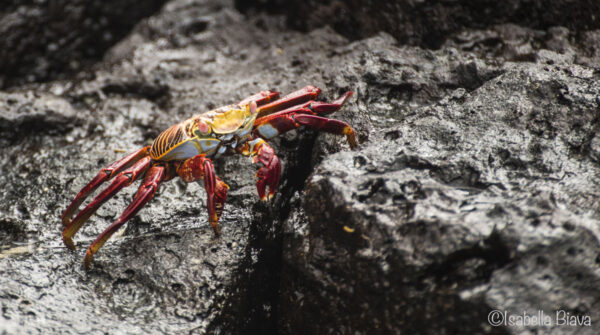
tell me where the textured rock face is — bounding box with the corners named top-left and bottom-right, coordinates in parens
top-left (278, 0), bottom-right (600, 48)
top-left (281, 62), bottom-right (600, 333)
top-left (1, 0), bottom-right (599, 334)
top-left (0, 0), bottom-right (167, 88)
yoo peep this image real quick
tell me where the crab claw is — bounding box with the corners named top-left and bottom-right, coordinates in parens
top-left (248, 138), bottom-right (281, 201)
top-left (176, 154), bottom-right (230, 235)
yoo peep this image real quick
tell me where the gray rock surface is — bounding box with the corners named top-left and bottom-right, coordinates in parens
top-left (273, 0), bottom-right (600, 48)
top-left (281, 62), bottom-right (600, 334)
top-left (1, 0), bottom-right (599, 334)
top-left (0, 0), bottom-right (167, 88)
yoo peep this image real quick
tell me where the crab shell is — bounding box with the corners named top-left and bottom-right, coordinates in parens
top-left (149, 103), bottom-right (258, 161)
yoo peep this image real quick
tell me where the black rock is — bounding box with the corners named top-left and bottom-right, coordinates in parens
top-left (1, 0), bottom-right (599, 334)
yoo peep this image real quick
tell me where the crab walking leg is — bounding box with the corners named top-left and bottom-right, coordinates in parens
top-left (256, 85), bottom-right (322, 117)
top-left (62, 157), bottom-right (152, 249)
top-left (306, 91), bottom-right (354, 115)
top-left (176, 155), bottom-right (229, 234)
top-left (62, 146), bottom-right (150, 226)
top-left (257, 90), bottom-right (354, 120)
top-left (211, 176), bottom-right (229, 229)
top-left (295, 115), bottom-right (357, 149)
top-left (239, 138), bottom-right (281, 200)
top-left (237, 90), bottom-right (280, 108)
top-left (83, 165), bottom-right (166, 269)
top-left (253, 91), bottom-right (357, 148)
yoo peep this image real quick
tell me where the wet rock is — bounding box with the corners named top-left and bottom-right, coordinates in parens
top-left (0, 0), bottom-right (368, 333)
top-left (0, 0), bottom-right (599, 334)
top-left (0, 92), bottom-right (81, 145)
top-left (0, 0), bottom-right (168, 88)
top-left (443, 24), bottom-right (600, 68)
top-left (280, 61), bottom-right (600, 333)
top-left (242, 0), bottom-right (600, 49)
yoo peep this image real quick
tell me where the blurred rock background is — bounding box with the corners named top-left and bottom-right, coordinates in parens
top-left (0, 0), bottom-right (599, 334)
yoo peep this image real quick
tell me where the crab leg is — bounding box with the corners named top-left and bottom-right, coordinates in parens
top-left (211, 176), bottom-right (229, 229)
top-left (61, 146), bottom-right (150, 226)
top-left (254, 91), bottom-right (357, 148)
top-left (84, 165), bottom-right (166, 269)
top-left (295, 115), bottom-right (357, 148)
top-left (177, 155), bottom-right (229, 234)
top-left (62, 156), bottom-right (151, 249)
top-left (256, 85), bottom-right (322, 117)
top-left (238, 138), bottom-right (281, 201)
top-left (238, 90), bottom-right (280, 107)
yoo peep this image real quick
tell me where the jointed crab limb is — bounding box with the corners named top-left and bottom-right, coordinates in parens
top-left (213, 177), bottom-right (228, 226)
top-left (242, 138), bottom-right (281, 200)
top-left (176, 155), bottom-right (229, 234)
top-left (83, 165), bottom-right (166, 269)
top-left (304, 91), bottom-right (354, 115)
top-left (61, 146), bottom-right (150, 226)
top-left (202, 159), bottom-right (219, 233)
top-left (256, 85), bottom-right (321, 117)
top-left (253, 91), bottom-right (357, 148)
top-left (295, 114), bottom-right (357, 149)
top-left (238, 90), bottom-right (280, 108)
top-left (62, 156), bottom-right (152, 249)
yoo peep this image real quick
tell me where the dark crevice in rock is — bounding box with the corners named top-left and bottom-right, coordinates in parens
top-left (391, 153), bottom-right (436, 171)
top-left (391, 154), bottom-right (492, 191)
top-left (0, 218), bottom-right (28, 247)
top-left (211, 135), bottom-right (320, 333)
top-left (426, 229), bottom-right (513, 285)
top-left (234, 0), bottom-right (287, 15)
top-left (101, 82), bottom-right (171, 108)
top-left (453, 62), bottom-right (505, 92)
top-left (0, 111), bottom-right (80, 143)
top-left (431, 164), bottom-right (491, 191)
top-left (0, 94), bottom-right (83, 144)
top-left (567, 116), bottom-right (600, 160)
top-left (0, 0), bottom-right (169, 89)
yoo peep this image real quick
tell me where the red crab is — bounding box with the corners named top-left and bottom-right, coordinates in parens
top-left (61, 85), bottom-right (357, 268)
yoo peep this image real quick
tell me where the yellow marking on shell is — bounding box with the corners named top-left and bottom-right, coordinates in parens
top-left (196, 138), bottom-right (221, 152)
top-left (343, 226), bottom-right (355, 233)
top-left (207, 108), bottom-right (248, 134)
top-left (150, 124), bottom-right (187, 160)
top-left (157, 140), bottom-right (198, 161)
top-left (229, 114), bottom-right (256, 142)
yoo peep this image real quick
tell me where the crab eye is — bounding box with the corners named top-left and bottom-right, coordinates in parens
top-left (195, 120), bottom-right (211, 136)
top-left (248, 101), bottom-right (258, 115)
